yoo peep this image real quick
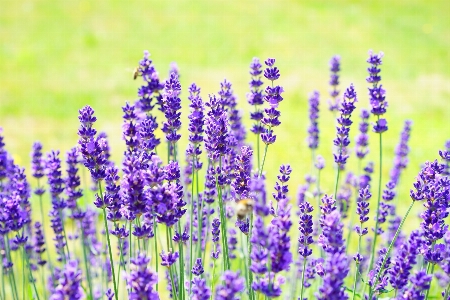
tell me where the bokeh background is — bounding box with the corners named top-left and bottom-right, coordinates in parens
top-left (1, 0), bottom-right (450, 237)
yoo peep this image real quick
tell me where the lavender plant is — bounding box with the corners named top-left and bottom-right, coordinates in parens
top-left (0, 49), bottom-right (449, 300)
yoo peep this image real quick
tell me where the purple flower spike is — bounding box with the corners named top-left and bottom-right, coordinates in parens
top-left (355, 109), bottom-right (370, 159)
top-left (160, 250), bottom-right (179, 267)
top-left (328, 55), bottom-right (341, 112)
top-left (127, 253), bottom-right (159, 300)
top-left (215, 270), bottom-right (245, 300)
top-left (248, 58), bottom-right (265, 135)
top-left (232, 146), bottom-right (253, 199)
top-left (162, 72), bottom-right (182, 144)
top-left (33, 222), bottom-right (47, 266)
top-left (49, 260), bottom-right (84, 300)
top-left (191, 277), bottom-right (211, 300)
top-left (389, 120), bottom-right (412, 186)
top-left (192, 258), bottom-right (204, 276)
top-left (398, 270), bottom-right (431, 300)
top-left (307, 90), bottom-right (320, 149)
top-left (77, 106), bottom-right (107, 181)
top-left (333, 84), bottom-right (357, 169)
top-left (298, 201), bottom-right (314, 257)
top-left (366, 50), bottom-right (388, 133)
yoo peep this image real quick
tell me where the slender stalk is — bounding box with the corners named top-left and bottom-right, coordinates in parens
top-left (210, 247), bottom-right (217, 298)
top-left (424, 263), bottom-right (436, 300)
top-left (81, 229), bottom-right (94, 300)
top-left (216, 157), bottom-right (230, 271)
top-left (23, 246), bottom-right (41, 300)
top-left (443, 281), bottom-right (450, 299)
top-left (240, 231), bottom-right (249, 294)
top-left (1, 259), bottom-right (5, 300)
top-left (299, 257), bottom-right (308, 300)
top-left (368, 131), bottom-right (383, 274)
top-left (177, 221), bottom-right (184, 300)
top-left (346, 159), bottom-right (362, 253)
top-left (351, 234), bottom-right (363, 300)
top-left (316, 168), bottom-right (322, 232)
top-left (153, 216), bottom-right (159, 292)
top-left (5, 235), bottom-right (19, 300)
top-left (333, 167), bottom-right (341, 199)
top-left (259, 144), bottom-right (269, 177)
top-left (188, 155), bottom-right (196, 294)
top-left (99, 182), bottom-right (118, 300)
top-left (166, 227), bottom-right (178, 300)
top-left (368, 200), bottom-right (414, 299)
top-left (22, 243), bottom-right (25, 300)
top-left (248, 212), bottom-right (255, 300)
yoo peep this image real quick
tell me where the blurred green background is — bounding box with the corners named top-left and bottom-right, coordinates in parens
top-left (1, 0), bottom-right (450, 297)
top-left (1, 0), bottom-right (449, 202)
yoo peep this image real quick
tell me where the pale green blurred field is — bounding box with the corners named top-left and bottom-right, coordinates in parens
top-left (1, 0), bottom-right (450, 297)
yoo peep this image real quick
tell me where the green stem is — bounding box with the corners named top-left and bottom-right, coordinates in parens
top-left (1, 258), bottom-right (5, 300)
top-left (23, 246), bottom-right (41, 300)
top-left (210, 251), bottom-right (217, 299)
top-left (352, 234), bottom-right (363, 300)
top-left (368, 131), bottom-right (383, 275)
top-left (99, 183), bottom-right (118, 300)
top-left (153, 217), bottom-right (159, 292)
top-left (346, 159), bottom-right (362, 253)
top-left (443, 281), bottom-right (450, 299)
top-left (425, 263), bottom-right (436, 300)
top-left (248, 212), bottom-right (255, 300)
top-left (300, 256), bottom-right (308, 300)
top-left (166, 227), bottom-right (178, 300)
top-left (5, 235), bottom-right (19, 300)
top-left (259, 144), bottom-right (269, 177)
top-left (333, 166), bottom-right (341, 199)
top-left (177, 222), bottom-right (184, 300)
top-left (81, 228), bottom-right (94, 300)
top-left (368, 200), bottom-right (414, 299)
top-left (189, 155), bottom-right (196, 294)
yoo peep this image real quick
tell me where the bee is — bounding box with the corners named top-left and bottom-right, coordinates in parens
top-left (236, 198), bottom-right (254, 221)
top-left (133, 67), bottom-right (139, 80)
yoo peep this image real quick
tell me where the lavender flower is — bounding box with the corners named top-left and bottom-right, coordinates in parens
top-left (411, 160), bottom-right (449, 263)
top-left (162, 72), bottom-right (182, 147)
top-left (355, 109), bottom-right (370, 159)
top-left (247, 58), bottom-right (265, 135)
top-left (192, 258), bottom-right (204, 276)
top-left (333, 84), bottom-right (357, 168)
top-left (261, 58), bottom-right (284, 145)
top-left (33, 221), bottom-right (47, 266)
top-left (232, 146), bottom-right (253, 199)
top-left (317, 210), bottom-right (349, 300)
top-left (367, 50), bottom-right (388, 133)
top-left (390, 120), bottom-right (412, 185)
top-left (398, 270), bottom-right (432, 300)
top-left (77, 106), bottom-right (107, 181)
top-left (65, 147), bottom-right (83, 213)
top-left (31, 142), bottom-right (46, 195)
top-left (355, 186), bottom-right (372, 239)
top-left (191, 277), bottom-right (211, 300)
top-left (298, 201), bottom-right (314, 257)
top-left (307, 90), bottom-right (320, 149)
top-left (215, 270), bottom-right (244, 300)
top-left (127, 253), bottom-right (159, 300)
top-left (211, 218), bottom-right (221, 259)
top-left (160, 251), bottom-right (179, 267)
top-left (205, 95), bottom-right (230, 161)
top-left (368, 248), bottom-right (391, 295)
top-left (328, 55), bottom-right (341, 112)
top-left (135, 50), bottom-right (164, 114)
top-left (389, 230), bottom-right (421, 290)
top-left (49, 260), bottom-right (84, 300)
